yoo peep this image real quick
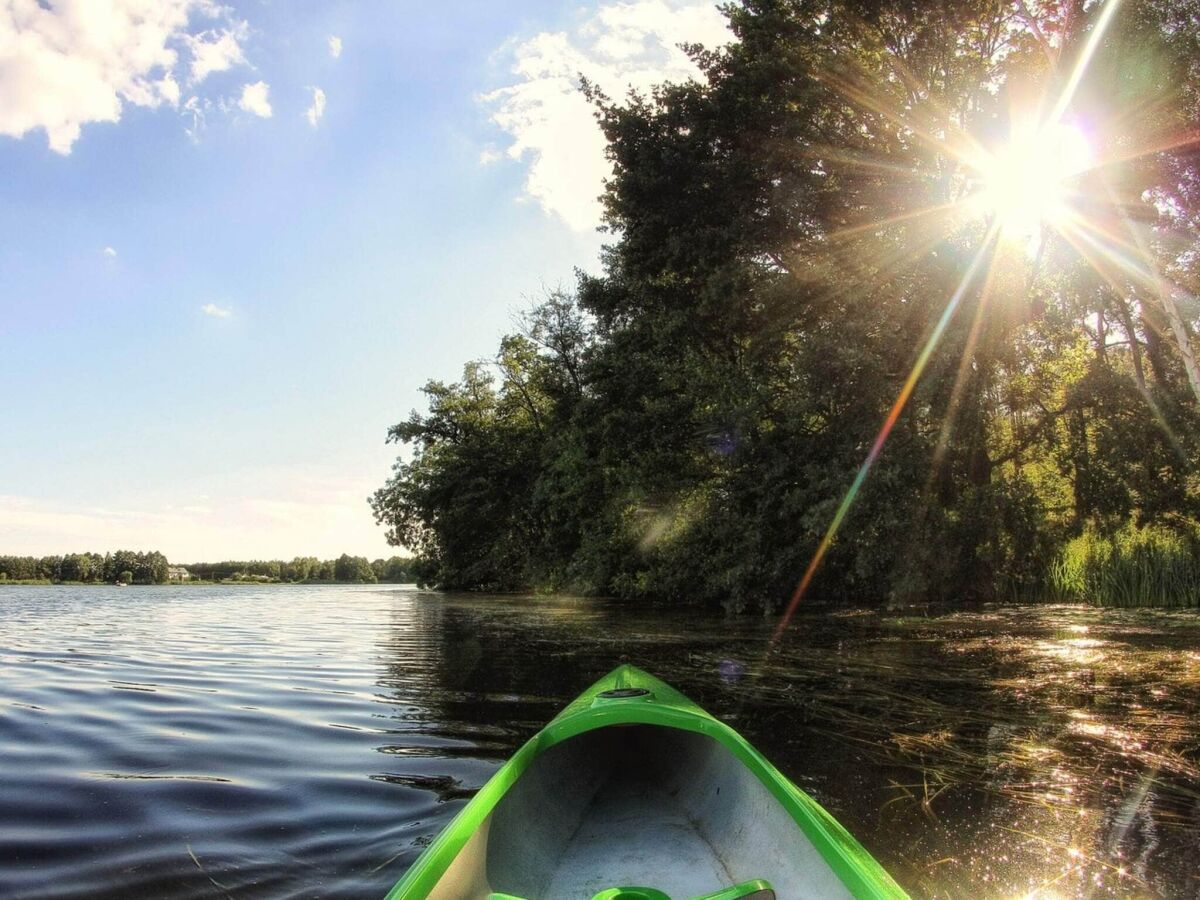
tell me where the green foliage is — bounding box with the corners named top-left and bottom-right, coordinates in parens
top-left (371, 308), bottom-right (589, 591)
top-left (371, 556), bottom-right (416, 583)
top-left (1049, 524), bottom-right (1200, 608)
top-left (0, 552), bottom-right (412, 586)
top-left (0, 551), bottom-right (170, 584)
top-left (181, 554), bottom-right (411, 584)
top-left (374, 0), bottom-right (1200, 609)
top-left (333, 553), bottom-right (376, 583)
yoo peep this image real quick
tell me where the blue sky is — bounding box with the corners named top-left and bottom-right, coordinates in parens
top-left (0, 0), bottom-right (728, 561)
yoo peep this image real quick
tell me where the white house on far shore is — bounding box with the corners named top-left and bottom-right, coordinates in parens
top-left (167, 566), bottom-right (192, 582)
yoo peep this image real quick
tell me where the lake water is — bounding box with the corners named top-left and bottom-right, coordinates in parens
top-left (1, 585), bottom-right (1197, 898)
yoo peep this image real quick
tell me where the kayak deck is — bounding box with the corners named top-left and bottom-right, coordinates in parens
top-left (430, 724), bottom-right (851, 899)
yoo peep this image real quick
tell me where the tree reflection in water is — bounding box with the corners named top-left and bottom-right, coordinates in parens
top-left (374, 594), bottom-right (1200, 897)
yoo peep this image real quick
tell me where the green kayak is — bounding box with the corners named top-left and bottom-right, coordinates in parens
top-left (386, 664), bottom-right (906, 899)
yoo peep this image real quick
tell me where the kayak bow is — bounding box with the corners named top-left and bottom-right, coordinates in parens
top-left (387, 664), bottom-right (906, 899)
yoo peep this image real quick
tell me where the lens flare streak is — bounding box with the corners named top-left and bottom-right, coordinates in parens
top-left (1048, 0), bottom-right (1124, 127)
top-left (768, 0), bottom-right (1168, 645)
top-left (771, 224), bottom-right (1000, 645)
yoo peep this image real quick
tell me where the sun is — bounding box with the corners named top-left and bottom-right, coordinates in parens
top-left (976, 121), bottom-right (1094, 242)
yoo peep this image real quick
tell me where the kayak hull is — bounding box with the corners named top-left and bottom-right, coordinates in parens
top-left (386, 665), bottom-right (906, 899)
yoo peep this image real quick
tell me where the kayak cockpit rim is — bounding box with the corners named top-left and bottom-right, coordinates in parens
top-left (385, 665), bottom-right (905, 900)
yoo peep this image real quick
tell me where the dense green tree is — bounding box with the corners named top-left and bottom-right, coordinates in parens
top-left (59, 553), bottom-right (95, 582)
top-left (333, 554), bottom-right (376, 583)
top-left (384, 556), bottom-right (416, 582)
top-left (368, 556), bottom-right (417, 582)
top-left (0, 556), bottom-right (38, 580)
top-left (371, 0), bottom-right (1200, 608)
top-left (371, 359), bottom-right (551, 591)
top-left (281, 556), bottom-right (316, 582)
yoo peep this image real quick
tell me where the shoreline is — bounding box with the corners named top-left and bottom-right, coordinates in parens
top-left (0, 580), bottom-right (418, 587)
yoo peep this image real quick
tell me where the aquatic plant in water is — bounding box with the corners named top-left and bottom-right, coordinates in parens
top-left (1049, 524), bottom-right (1200, 608)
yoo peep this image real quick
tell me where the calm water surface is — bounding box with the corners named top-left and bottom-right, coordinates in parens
top-left (1, 585), bottom-right (1197, 898)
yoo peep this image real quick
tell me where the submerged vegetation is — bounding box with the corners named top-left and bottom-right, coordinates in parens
top-left (374, 0), bottom-right (1200, 609)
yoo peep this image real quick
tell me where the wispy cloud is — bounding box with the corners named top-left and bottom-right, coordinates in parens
top-left (0, 1), bottom-right (254, 154)
top-left (238, 81), bottom-right (273, 118)
top-left (181, 95), bottom-right (210, 142)
top-left (328, 35), bottom-right (343, 59)
top-left (103, 246), bottom-right (118, 258)
top-left (479, 145), bottom-right (502, 165)
top-left (201, 302), bottom-right (232, 318)
top-left (482, 0), bottom-right (731, 230)
top-left (305, 87), bottom-right (327, 128)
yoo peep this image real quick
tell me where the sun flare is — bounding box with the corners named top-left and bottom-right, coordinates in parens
top-left (977, 121), bottom-right (1094, 240)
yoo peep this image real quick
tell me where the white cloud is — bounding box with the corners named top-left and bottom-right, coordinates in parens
top-left (479, 144), bottom-right (502, 165)
top-left (201, 302), bottom-right (232, 318)
top-left (157, 72), bottom-right (182, 107)
top-left (103, 246), bottom-right (117, 258)
top-left (238, 81), bottom-right (272, 118)
top-left (481, 0), bottom-right (731, 230)
top-left (328, 35), bottom-right (343, 59)
top-left (185, 23), bottom-right (248, 83)
top-left (0, 1), bottom-right (255, 154)
top-left (305, 87), bottom-right (326, 127)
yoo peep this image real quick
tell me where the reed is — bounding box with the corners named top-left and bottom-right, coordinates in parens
top-left (1047, 523), bottom-right (1200, 608)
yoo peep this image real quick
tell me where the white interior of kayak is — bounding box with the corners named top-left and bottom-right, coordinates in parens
top-left (428, 724), bottom-right (852, 900)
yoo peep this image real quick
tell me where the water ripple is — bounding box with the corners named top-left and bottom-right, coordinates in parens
top-left (1, 585), bottom-right (1197, 898)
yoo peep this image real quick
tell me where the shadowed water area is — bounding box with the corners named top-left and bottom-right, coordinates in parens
top-left (0, 585), bottom-right (1197, 898)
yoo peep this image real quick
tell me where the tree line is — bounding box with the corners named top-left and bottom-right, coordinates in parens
top-left (373, 0), bottom-right (1200, 609)
top-left (0, 551), bottom-right (169, 585)
top-left (182, 555), bottom-right (415, 584)
top-left (0, 553), bottom-right (415, 585)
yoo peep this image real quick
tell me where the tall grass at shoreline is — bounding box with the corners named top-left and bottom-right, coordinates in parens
top-left (1048, 523), bottom-right (1200, 608)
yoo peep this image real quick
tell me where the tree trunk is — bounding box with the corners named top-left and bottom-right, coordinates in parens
top-left (1069, 407), bottom-right (1092, 528)
top-left (1159, 285), bottom-right (1200, 406)
top-left (1110, 292), bottom-right (1147, 393)
top-left (1141, 305), bottom-right (1172, 386)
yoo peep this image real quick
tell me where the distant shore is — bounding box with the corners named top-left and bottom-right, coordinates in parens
top-left (1, 552), bottom-right (416, 588)
top-left (0, 579), bottom-right (418, 587)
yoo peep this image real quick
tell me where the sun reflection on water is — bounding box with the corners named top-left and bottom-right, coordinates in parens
top-left (767, 606), bottom-right (1200, 896)
top-left (1031, 638), bottom-right (1109, 668)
